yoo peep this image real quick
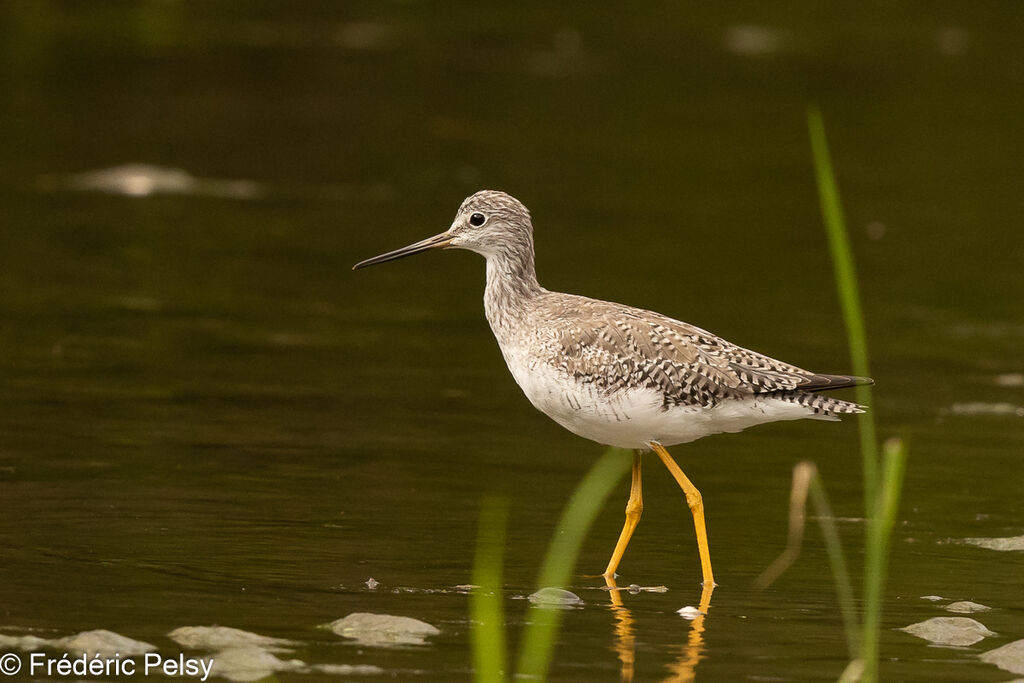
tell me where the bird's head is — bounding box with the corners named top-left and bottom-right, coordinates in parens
top-left (352, 190), bottom-right (533, 269)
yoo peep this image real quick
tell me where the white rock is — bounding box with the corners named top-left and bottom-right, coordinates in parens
top-left (209, 647), bottom-right (305, 683)
top-left (676, 606), bottom-right (705, 620)
top-left (943, 601), bottom-right (991, 614)
top-left (168, 626), bottom-right (297, 653)
top-left (0, 635), bottom-right (50, 651)
top-left (995, 373), bottom-right (1024, 387)
top-left (0, 630), bottom-right (155, 657)
top-left (528, 587), bottom-right (583, 608)
top-left (949, 402), bottom-right (1024, 417)
top-left (900, 617), bottom-right (996, 647)
top-left (325, 613), bottom-right (439, 646)
top-left (60, 629), bottom-right (156, 656)
top-left (981, 639), bottom-right (1024, 675)
top-left (962, 535), bottom-right (1024, 551)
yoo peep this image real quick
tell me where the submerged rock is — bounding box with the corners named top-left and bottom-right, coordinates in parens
top-left (210, 647), bottom-right (305, 683)
top-left (962, 534), bottom-right (1024, 551)
top-left (981, 639), bottom-right (1024, 675)
top-left (167, 624), bottom-right (379, 681)
top-left (900, 617), bottom-right (996, 647)
top-left (0, 634), bottom-right (49, 651)
top-left (948, 402), bottom-right (1024, 417)
top-left (168, 626), bottom-right (297, 653)
top-left (62, 630), bottom-right (157, 656)
top-left (995, 373), bottom-right (1024, 387)
top-left (943, 601), bottom-right (991, 614)
top-left (210, 647), bottom-right (382, 682)
top-left (46, 164), bottom-right (265, 200)
top-left (326, 612), bottom-right (439, 646)
top-left (528, 587), bottom-right (583, 608)
top-left (0, 629), bottom-right (155, 657)
top-left (198, 647), bottom-right (383, 682)
top-left (62, 164), bottom-right (196, 196)
top-left (676, 606), bottom-right (705, 620)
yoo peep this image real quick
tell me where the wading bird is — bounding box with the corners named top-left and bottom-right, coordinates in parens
top-left (354, 190), bottom-right (870, 588)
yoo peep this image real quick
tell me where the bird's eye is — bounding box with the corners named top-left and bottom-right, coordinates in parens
top-left (469, 212), bottom-right (487, 227)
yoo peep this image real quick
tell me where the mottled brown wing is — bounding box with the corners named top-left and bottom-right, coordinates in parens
top-left (546, 296), bottom-right (862, 408)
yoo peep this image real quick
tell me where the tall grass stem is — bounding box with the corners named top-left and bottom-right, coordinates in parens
top-left (808, 473), bottom-right (860, 659)
top-left (860, 438), bottom-right (907, 681)
top-left (516, 447), bottom-right (632, 679)
top-left (807, 105), bottom-right (879, 516)
top-left (471, 497), bottom-right (510, 683)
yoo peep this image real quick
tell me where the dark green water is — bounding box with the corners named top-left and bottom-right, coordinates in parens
top-left (1, 2), bottom-right (1022, 681)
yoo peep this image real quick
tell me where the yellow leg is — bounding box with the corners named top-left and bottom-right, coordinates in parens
top-left (649, 441), bottom-right (716, 587)
top-left (602, 451), bottom-right (643, 579)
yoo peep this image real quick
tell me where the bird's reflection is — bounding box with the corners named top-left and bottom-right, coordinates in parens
top-left (605, 576), bottom-right (714, 683)
top-left (605, 576), bottom-right (637, 682)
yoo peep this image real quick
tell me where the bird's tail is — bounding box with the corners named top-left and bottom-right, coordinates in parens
top-left (797, 373), bottom-right (874, 392)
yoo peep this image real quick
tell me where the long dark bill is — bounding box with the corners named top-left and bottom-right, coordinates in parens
top-left (352, 232), bottom-right (453, 270)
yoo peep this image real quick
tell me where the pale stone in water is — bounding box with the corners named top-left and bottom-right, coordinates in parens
top-left (0, 635), bottom-right (49, 651)
top-left (209, 647), bottom-right (305, 683)
top-left (201, 646), bottom-right (384, 682)
top-left (981, 639), bottom-right (1024, 675)
top-left (995, 373), bottom-right (1024, 387)
top-left (943, 601), bottom-right (991, 614)
top-left (0, 630), bottom-right (155, 657)
top-left (722, 24), bottom-right (787, 56)
top-left (168, 626), bottom-right (297, 653)
top-left (900, 617), bottom-right (996, 647)
top-left (528, 587), bottom-right (583, 607)
top-left (326, 612), bottom-right (439, 646)
top-left (962, 534), bottom-right (1024, 551)
top-left (61, 630), bottom-right (157, 656)
top-left (166, 625), bottom-right (379, 681)
top-left (676, 606), bottom-right (705, 620)
top-left (949, 402), bottom-right (1024, 417)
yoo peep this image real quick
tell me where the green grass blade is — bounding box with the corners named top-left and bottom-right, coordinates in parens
top-left (754, 461), bottom-right (859, 660)
top-left (808, 108), bottom-right (910, 681)
top-left (807, 473), bottom-right (860, 659)
top-left (471, 497), bottom-right (510, 683)
top-left (860, 438), bottom-right (908, 682)
top-left (516, 447), bottom-right (632, 680)
top-left (806, 105), bottom-right (879, 514)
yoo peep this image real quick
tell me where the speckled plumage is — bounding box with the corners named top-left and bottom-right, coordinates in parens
top-left (509, 292), bottom-right (864, 412)
top-left (357, 190), bottom-right (870, 450)
top-left (434, 190), bottom-right (867, 449)
top-left (353, 190), bottom-right (871, 582)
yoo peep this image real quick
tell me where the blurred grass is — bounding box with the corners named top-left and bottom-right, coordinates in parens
top-left (755, 461), bottom-right (859, 658)
top-left (807, 106), bottom-right (907, 683)
top-left (807, 106), bottom-right (879, 513)
top-left (516, 447), bottom-right (632, 679)
top-left (471, 497), bottom-right (510, 683)
top-left (470, 447), bottom-right (630, 683)
top-left (858, 437), bottom-right (907, 681)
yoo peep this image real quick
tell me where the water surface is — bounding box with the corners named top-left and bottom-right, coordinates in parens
top-left (1, 2), bottom-right (1022, 680)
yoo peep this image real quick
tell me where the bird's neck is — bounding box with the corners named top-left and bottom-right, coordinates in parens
top-left (483, 247), bottom-right (543, 340)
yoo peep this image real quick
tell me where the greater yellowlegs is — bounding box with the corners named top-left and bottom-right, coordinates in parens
top-left (353, 190), bottom-right (871, 587)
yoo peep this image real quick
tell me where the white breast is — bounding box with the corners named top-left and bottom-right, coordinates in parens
top-left (499, 343), bottom-right (822, 449)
